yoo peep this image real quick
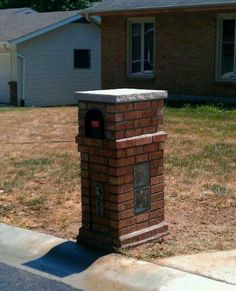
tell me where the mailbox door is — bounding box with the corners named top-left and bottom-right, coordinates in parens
top-left (85, 109), bottom-right (105, 139)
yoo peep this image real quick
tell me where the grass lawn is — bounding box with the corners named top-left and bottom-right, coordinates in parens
top-left (0, 105), bottom-right (235, 261)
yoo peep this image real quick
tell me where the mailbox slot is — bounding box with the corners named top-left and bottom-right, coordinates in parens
top-left (85, 109), bottom-right (105, 139)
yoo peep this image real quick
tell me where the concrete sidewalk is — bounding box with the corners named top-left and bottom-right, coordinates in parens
top-left (0, 223), bottom-right (235, 291)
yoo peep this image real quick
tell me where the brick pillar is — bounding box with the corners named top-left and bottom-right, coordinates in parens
top-left (76, 89), bottom-right (168, 250)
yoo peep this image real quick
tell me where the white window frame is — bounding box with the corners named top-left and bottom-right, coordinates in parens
top-left (127, 17), bottom-right (155, 78)
top-left (216, 14), bottom-right (236, 82)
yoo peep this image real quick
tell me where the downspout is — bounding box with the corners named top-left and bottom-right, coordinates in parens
top-left (16, 53), bottom-right (25, 106)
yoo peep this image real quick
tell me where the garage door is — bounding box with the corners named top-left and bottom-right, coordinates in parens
top-left (0, 53), bottom-right (11, 104)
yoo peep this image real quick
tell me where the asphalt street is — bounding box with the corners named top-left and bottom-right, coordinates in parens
top-left (0, 262), bottom-right (82, 291)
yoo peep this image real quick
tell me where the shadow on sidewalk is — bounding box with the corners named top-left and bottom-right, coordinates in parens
top-left (23, 241), bottom-right (109, 278)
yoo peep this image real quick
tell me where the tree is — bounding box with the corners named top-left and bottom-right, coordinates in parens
top-left (0, 0), bottom-right (99, 11)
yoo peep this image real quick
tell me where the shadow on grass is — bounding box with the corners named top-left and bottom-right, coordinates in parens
top-left (23, 241), bottom-right (109, 278)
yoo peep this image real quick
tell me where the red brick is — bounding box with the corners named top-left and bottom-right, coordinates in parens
top-left (136, 213), bottom-right (150, 223)
top-left (97, 148), bottom-right (117, 158)
top-left (144, 143), bottom-right (158, 153)
top-left (119, 217), bottom-right (136, 229)
top-left (124, 111), bottom-right (142, 120)
top-left (125, 128), bottom-right (142, 138)
top-left (81, 170), bottom-right (89, 178)
top-left (150, 208), bottom-right (164, 219)
top-left (81, 161), bottom-right (88, 170)
top-left (114, 131), bottom-right (125, 139)
top-left (126, 146), bottom-right (144, 157)
top-left (91, 164), bottom-right (108, 174)
top-left (81, 178), bottom-right (89, 187)
top-left (149, 150), bottom-right (164, 160)
top-left (116, 191), bottom-right (133, 202)
top-left (151, 167), bottom-right (164, 177)
top-left (152, 100), bottom-right (164, 107)
top-left (143, 126), bottom-right (156, 134)
top-left (116, 120), bottom-right (134, 131)
top-left (90, 155), bottom-right (108, 165)
top-left (152, 199), bottom-right (165, 210)
top-left (105, 113), bottom-right (124, 122)
top-left (93, 224), bottom-right (110, 233)
top-left (134, 101), bottom-right (152, 110)
top-left (135, 153), bottom-right (148, 163)
top-left (115, 103), bottom-right (133, 112)
top-left (109, 174), bottom-right (133, 186)
top-left (82, 204), bottom-right (90, 212)
top-left (109, 165), bottom-right (133, 176)
top-left (139, 230), bottom-right (154, 241)
top-left (134, 118), bottom-right (152, 128)
top-left (135, 136), bottom-right (152, 146)
top-left (151, 159), bottom-right (164, 168)
top-left (117, 185), bottom-right (133, 195)
top-left (118, 200), bottom-right (133, 211)
top-left (116, 149), bottom-right (126, 158)
top-left (107, 123), bottom-right (116, 131)
top-left (81, 153), bottom-right (89, 162)
top-left (116, 138), bottom-right (135, 149)
top-left (151, 192), bottom-right (164, 202)
top-left (151, 184), bottom-right (164, 194)
top-left (116, 157), bottom-right (135, 167)
top-left (149, 217), bottom-right (163, 227)
top-left (151, 175), bottom-right (164, 185)
top-left (91, 172), bottom-right (107, 183)
top-left (136, 221), bottom-right (149, 230)
top-left (119, 225), bottom-right (136, 236)
top-left (141, 109), bottom-right (153, 118)
top-left (119, 209), bottom-right (134, 220)
top-left (153, 133), bottom-right (167, 143)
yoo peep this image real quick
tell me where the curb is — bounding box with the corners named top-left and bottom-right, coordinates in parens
top-left (0, 223), bottom-right (235, 291)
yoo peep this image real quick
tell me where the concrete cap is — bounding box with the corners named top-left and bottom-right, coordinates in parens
top-left (75, 88), bottom-right (168, 103)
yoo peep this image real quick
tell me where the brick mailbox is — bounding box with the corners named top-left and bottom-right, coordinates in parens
top-left (75, 89), bottom-right (168, 250)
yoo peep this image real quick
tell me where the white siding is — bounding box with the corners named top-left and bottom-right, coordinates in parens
top-left (0, 53), bottom-right (11, 104)
top-left (17, 22), bottom-right (101, 106)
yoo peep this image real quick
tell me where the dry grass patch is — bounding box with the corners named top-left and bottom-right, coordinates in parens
top-left (0, 105), bottom-right (235, 259)
top-left (0, 107), bottom-right (81, 239)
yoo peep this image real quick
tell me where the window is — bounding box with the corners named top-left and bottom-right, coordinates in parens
top-left (74, 49), bottom-right (90, 69)
top-left (128, 18), bottom-right (155, 77)
top-left (217, 15), bottom-right (236, 80)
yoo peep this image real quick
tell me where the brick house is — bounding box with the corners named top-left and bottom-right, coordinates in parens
top-left (84, 0), bottom-right (236, 104)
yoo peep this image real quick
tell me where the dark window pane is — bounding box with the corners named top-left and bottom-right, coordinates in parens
top-left (131, 23), bottom-right (141, 74)
top-left (144, 23), bottom-right (154, 73)
top-left (223, 19), bottom-right (235, 42)
top-left (221, 20), bottom-right (235, 79)
top-left (74, 49), bottom-right (90, 69)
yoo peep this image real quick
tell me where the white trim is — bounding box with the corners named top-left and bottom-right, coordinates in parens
top-left (216, 13), bottom-right (236, 82)
top-left (10, 14), bottom-right (82, 45)
top-left (127, 17), bottom-right (155, 78)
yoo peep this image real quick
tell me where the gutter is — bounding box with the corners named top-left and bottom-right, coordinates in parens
top-left (85, 14), bottom-right (101, 27)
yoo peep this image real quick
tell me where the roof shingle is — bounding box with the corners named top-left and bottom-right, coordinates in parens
top-left (0, 10), bottom-right (81, 42)
top-left (84, 0), bottom-right (236, 15)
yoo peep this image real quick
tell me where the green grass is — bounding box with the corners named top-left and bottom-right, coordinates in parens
top-left (165, 104), bottom-right (236, 121)
top-left (0, 106), bottom-right (30, 112)
top-left (0, 154), bottom-right (80, 194)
